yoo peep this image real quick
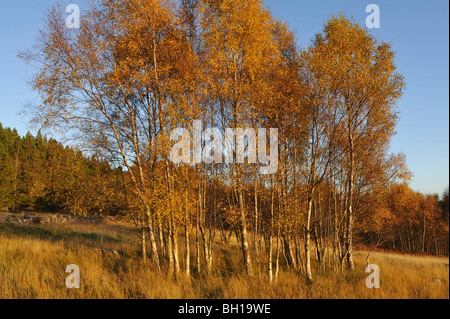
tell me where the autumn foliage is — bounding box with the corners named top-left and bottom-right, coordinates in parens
top-left (12, 0), bottom-right (449, 283)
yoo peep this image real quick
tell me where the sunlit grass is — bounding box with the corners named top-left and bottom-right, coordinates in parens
top-left (0, 222), bottom-right (448, 299)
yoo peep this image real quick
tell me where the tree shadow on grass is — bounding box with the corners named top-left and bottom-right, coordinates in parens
top-left (0, 222), bottom-right (123, 248)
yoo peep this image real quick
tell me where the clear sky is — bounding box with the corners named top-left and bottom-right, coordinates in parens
top-left (0, 1), bottom-right (448, 195)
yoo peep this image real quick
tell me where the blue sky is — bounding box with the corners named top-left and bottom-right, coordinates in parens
top-left (0, 0), bottom-right (448, 195)
top-left (263, 0), bottom-right (449, 195)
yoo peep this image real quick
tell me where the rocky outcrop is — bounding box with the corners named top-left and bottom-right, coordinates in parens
top-left (94, 248), bottom-right (120, 257)
top-left (0, 214), bottom-right (105, 225)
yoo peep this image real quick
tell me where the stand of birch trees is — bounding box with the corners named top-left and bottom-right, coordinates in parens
top-left (19, 0), bottom-right (449, 281)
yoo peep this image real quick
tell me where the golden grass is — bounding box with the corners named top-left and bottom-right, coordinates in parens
top-left (0, 222), bottom-right (448, 299)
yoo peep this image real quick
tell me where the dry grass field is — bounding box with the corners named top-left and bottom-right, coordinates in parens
top-left (0, 220), bottom-right (448, 299)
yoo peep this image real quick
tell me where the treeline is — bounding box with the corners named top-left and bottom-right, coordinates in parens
top-left (357, 184), bottom-right (449, 256)
top-left (359, 184), bottom-right (449, 256)
top-left (19, 0), bottom-right (449, 281)
top-left (0, 123), bottom-right (124, 214)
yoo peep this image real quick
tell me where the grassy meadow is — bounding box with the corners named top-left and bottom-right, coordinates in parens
top-left (0, 220), bottom-right (448, 299)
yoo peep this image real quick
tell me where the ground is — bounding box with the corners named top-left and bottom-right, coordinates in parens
top-left (0, 217), bottom-right (448, 299)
